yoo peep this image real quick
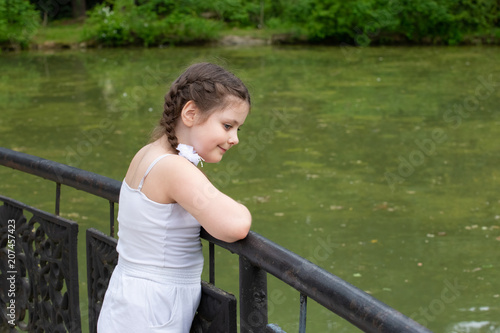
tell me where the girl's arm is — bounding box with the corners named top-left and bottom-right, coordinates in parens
top-left (164, 156), bottom-right (251, 243)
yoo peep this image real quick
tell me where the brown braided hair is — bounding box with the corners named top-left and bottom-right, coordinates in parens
top-left (151, 62), bottom-right (251, 151)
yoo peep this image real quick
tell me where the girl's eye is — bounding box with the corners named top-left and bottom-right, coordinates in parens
top-left (224, 124), bottom-right (232, 130)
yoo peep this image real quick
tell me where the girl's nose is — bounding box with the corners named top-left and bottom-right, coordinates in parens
top-left (228, 131), bottom-right (239, 145)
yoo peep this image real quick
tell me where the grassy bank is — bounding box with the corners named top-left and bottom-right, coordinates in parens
top-left (34, 21), bottom-right (85, 44)
top-left (24, 20), bottom-right (274, 50)
top-left (25, 21), bottom-right (285, 50)
top-left (32, 20), bottom-right (86, 45)
top-left (6, 19), bottom-right (500, 51)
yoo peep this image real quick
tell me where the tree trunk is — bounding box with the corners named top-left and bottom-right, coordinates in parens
top-left (72, 0), bottom-right (86, 19)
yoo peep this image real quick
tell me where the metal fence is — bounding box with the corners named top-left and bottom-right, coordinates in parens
top-left (0, 196), bottom-right (81, 333)
top-left (0, 147), bottom-right (433, 333)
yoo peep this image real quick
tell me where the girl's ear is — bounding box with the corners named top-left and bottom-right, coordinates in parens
top-left (180, 100), bottom-right (198, 127)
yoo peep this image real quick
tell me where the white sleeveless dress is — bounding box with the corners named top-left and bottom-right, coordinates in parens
top-left (97, 154), bottom-right (204, 333)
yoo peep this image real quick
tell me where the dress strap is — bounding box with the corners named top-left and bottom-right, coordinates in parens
top-left (138, 154), bottom-right (174, 190)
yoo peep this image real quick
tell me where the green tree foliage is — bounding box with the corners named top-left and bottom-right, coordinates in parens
top-left (83, 0), bottom-right (222, 46)
top-left (263, 0), bottom-right (499, 45)
top-left (0, 0), bottom-right (40, 47)
top-left (195, 0), bottom-right (262, 26)
top-left (3, 0), bottom-right (500, 47)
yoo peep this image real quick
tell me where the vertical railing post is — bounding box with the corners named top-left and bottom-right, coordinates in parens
top-left (299, 293), bottom-right (307, 333)
top-left (55, 183), bottom-right (61, 215)
top-left (209, 242), bottom-right (215, 284)
top-left (239, 256), bottom-right (268, 333)
top-left (109, 201), bottom-right (115, 237)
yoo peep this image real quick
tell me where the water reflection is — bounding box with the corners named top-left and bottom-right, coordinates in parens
top-left (447, 321), bottom-right (500, 333)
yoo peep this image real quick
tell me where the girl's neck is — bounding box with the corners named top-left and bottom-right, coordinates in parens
top-left (151, 135), bottom-right (177, 155)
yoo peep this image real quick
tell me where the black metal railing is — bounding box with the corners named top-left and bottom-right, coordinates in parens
top-left (0, 196), bottom-right (81, 333)
top-left (0, 147), bottom-right (433, 333)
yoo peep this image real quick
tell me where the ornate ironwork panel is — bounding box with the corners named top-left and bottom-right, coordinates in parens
top-left (85, 228), bottom-right (118, 333)
top-left (0, 196), bottom-right (81, 333)
top-left (190, 281), bottom-right (237, 333)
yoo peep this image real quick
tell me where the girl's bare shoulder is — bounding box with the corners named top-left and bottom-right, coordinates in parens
top-left (153, 153), bottom-right (202, 181)
top-left (125, 143), bottom-right (195, 187)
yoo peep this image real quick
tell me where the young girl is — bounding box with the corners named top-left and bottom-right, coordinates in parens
top-left (97, 62), bottom-right (252, 332)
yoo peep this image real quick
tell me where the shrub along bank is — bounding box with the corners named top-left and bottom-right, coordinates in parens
top-left (1, 0), bottom-right (499, 49)
top-left (0, 0), bottom-right (40, 48)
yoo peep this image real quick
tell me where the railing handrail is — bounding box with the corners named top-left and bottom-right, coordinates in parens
top-left (0, 147), bottom-right (432, 333)
top-left (0, 147), bottom-right (121, 202)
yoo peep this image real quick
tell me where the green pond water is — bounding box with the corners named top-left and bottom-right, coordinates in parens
top-left (1, 45), bottom-right (499, 332)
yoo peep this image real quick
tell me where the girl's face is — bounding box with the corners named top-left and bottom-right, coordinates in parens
top-left (190, 98), bottom-right (250, 163)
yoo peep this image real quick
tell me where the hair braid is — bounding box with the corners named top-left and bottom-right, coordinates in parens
top-left (159, 78), bottom-right (186, 151)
